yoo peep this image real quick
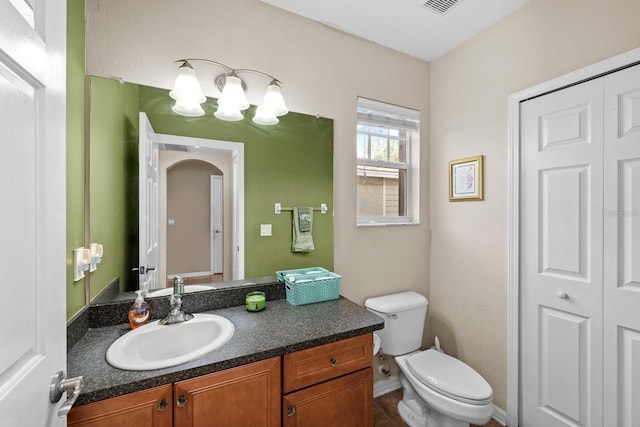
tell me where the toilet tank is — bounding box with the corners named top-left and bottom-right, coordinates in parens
top-left (364, 291), bottom-right (428, 356)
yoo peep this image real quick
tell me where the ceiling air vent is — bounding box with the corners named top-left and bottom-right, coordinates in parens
top-left (421, 0), bottom-right (464, 16)
top-left (160, 143), bottom-right (190, 152)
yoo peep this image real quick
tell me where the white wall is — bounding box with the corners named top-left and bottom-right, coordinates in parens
top-left (430, 0), bottom-right (640, 410)
top-left (85, 0), bottom-right (431, 379)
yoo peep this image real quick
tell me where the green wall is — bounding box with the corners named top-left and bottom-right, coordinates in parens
top-left (89, 79), bottom-right (140, 299)
top-left (66, 0), bottom-right (85, 319)
top-left (84, 78), bottom-right (334, 302)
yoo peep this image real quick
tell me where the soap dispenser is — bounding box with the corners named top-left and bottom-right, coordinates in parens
top-left (128, 290), bottom-right (150, 329)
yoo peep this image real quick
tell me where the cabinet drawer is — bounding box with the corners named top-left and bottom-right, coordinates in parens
top-left (283, 333), bottom-right (372, 393)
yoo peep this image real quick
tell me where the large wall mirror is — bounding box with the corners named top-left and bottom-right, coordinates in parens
top-left (87, 76), bottom-right (334, 303)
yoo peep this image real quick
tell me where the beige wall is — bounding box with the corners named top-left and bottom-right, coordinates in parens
top-left (166, 160), bottom-right (222, 276)
top-left (85, 0), bottom-right (430, 380)
top-left (84, 0), bottom-right (640, 411)
top-left (430, 0), bottom-right (640, 409)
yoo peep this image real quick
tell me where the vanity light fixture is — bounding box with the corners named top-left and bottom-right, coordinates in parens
top-left (89, 243), bottom-right (104, 273)
top-left (170, 59), bottom-right (289, 125)
top-left (73, 247), bottom-right (92, 282)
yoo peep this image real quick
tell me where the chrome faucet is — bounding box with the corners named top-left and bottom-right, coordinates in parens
top-left (173, 275), bottom-right (185, 295)
top-left (159, 276), bottom-right (194, 325)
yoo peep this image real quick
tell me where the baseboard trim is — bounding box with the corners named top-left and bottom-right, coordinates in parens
top-left (492, 404), bottom-right (507, 426)
top-left (373, 375), bottom-right (401, 398)
top-left (374, 377), bottom-right (508, 426)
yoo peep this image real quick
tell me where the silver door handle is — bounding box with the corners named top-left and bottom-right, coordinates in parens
top-left (132, 266), bottom-right (156, 274)
top-left (50, 371), bottom-right (84, 417)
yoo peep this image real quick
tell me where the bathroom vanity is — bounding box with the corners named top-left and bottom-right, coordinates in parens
top-left (66, 290), bottom-right (382, 426)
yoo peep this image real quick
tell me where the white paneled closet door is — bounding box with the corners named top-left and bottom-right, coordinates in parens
top-left (603, 64), bottom-right (640, 427)
top-left (521, 63), bottom-right (640, 427)
top-left (520, 79), bottom-right (604, 427)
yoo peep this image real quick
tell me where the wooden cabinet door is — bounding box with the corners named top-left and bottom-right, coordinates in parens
top-left (283, 368), bottom-right (373, 427)
top-left (174, 357), bottom-right (281, 427)
top-left (67, 385), bottom-right (172, 427)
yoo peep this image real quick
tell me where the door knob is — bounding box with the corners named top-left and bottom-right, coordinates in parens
top-left (557, 291), bottom-right (569, 299)
top-left (132, 266), bottom-right (156, 274)
top-left (50, 371), bottom-right (84, 417)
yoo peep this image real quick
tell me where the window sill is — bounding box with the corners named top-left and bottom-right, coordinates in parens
top-left (356, 220), bottom-right (421, 227)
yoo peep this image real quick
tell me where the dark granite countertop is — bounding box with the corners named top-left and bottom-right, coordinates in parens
top-left (67, 296), bottom-right (384, 406)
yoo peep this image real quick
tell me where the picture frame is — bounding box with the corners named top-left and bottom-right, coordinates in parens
top-left (449, 155), bottom-right (484, 202)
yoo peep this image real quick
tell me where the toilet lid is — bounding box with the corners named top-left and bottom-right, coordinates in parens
top-left (406, 349), bottom-right (493, 405)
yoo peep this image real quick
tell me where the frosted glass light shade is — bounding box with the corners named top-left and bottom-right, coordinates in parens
top-left (218, 75), bottom-right (249, 111)
top-left (261, 83), bottom-right (288, 116)
top-left (170, 65), bottom-right (206, 106)
top-left (252, 105), bottom-right (279, 125)
top-left (172, 100), bottom-right (205, 117)
top-left (214, 100), bottom-right (244, 121)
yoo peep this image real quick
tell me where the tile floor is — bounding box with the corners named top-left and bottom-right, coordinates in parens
top-left (373, 389), bottom-right (502, 427)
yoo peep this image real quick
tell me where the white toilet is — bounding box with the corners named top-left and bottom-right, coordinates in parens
top-left (365, 291), bottom-right (493, 427)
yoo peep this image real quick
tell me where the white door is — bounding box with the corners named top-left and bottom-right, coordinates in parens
top-left (211, 175), bottom-right (223, 274)
top-left (602, 64), bottom-right (640, 426)
top-left (0, 0), bottom-right (67, 425)
top-left (139, 113), bottom-right (159, 290)
top-left (520, 79), bottom-right (604, 426)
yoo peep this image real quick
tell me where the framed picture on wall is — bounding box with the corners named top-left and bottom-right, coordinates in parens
top-left (449, 155), bottom-right (484, 202)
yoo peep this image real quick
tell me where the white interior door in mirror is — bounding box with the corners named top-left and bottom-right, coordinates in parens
top-left (139, 112), bottom-right (159, 290)
top-left (211, 175), bottom-right (223, 274)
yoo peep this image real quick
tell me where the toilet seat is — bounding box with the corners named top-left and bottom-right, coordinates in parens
top-left (406, 349), bottom-right (493, 405)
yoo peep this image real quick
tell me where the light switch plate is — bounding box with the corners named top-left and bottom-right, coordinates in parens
top-left (260, 224), bottom-right (272, 236)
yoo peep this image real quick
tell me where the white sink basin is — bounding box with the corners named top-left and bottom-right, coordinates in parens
top-left (106, 314), bottom-right (234, 370)
top-left (149, 284), bottom-right (213, 297)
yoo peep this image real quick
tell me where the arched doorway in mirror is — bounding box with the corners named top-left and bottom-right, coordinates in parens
top-left (160, 151), bottom-right (232, 288)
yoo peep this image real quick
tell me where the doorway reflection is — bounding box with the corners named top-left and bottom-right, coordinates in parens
top-left (159, 147), bottom-right (234, 289)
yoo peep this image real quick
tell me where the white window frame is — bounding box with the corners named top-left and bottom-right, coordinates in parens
top-left (356, 97), bottom-right (420, 226)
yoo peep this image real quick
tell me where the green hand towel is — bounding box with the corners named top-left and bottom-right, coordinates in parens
top-left (292, 207), bottom-right (314, 253)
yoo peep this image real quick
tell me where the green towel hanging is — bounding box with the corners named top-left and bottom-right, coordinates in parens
top-left (292, 206), bottom-right (314, 253)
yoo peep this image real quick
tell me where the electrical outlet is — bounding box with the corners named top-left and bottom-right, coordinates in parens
top-left (260, 224), bottom-right (272, 236)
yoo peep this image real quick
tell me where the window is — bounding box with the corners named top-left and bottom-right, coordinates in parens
top-left (356, 97), bottom-right (419, 225)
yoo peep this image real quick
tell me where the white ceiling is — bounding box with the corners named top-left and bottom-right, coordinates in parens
top-left (261, 0), bottom-right (529, 62)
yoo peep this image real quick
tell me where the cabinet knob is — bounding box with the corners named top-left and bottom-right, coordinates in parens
top-left (330, 358), bottom-right (337, 367)
top-left (557, 291), bottom-right (569, 299)
top-left (176, 395), bottom-right (188, 407)
top-left (287, 406), bottom-right (296, 417)
top-left (157, 399), bottom-right (169, 412)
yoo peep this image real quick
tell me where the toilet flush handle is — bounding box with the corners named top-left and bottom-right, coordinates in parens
top-left (389, 313), bottom-right (398, 319)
